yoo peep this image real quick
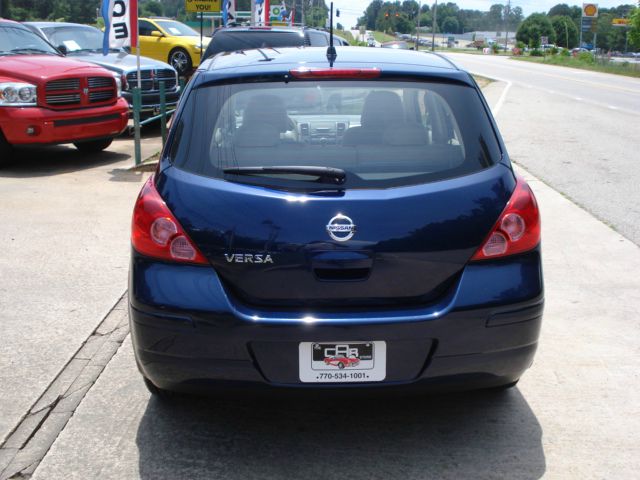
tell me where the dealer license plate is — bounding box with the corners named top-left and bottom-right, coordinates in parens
top-left (298, 341), bottom-right (386, 383)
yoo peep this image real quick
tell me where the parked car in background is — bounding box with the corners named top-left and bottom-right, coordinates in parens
top-left (129, 46), bottom-right (543, 398)
top-left (137, 17), bottom-right (210, 76)
top-left (202, 26), bottom-right (348, 61)
top-left (24, 22), bottom-right (180, 118)
top-left (0, 19), bottom-right (128, 166)
top-left (381, 41), bottom-right (410, 49)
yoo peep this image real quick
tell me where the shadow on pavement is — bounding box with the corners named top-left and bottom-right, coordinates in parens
top-left (0, 145), bottom-right (129, 178)
top-left (136, 388), bottom-right (545, 479)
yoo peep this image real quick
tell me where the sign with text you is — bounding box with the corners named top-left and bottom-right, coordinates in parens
top-left (101, 0), bottom-right (138, 55)
top-left (185, 0), bottom-right (221, 13)
top-left (581, 3), bottom-right (598, 33)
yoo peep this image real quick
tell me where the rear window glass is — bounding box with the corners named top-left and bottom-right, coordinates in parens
top-left (170, 80), bottom-right (501, 190)
top-left (205, 31), bottom-right (305, 59)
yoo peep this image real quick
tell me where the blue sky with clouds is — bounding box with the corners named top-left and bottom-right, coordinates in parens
top-left (332, 1), bottom-right (633, 30)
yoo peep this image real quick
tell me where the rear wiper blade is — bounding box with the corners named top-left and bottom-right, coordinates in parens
top-left (223, 166), bottom-right (346, 185)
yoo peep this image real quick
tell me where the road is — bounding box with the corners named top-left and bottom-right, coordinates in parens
top-left (442, 53), bottom-right (640, 245)
top-left (2, 67), bottom-right (640, 479)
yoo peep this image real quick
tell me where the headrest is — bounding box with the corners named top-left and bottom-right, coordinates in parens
top-left (361, 91), bottom-right (404, 129)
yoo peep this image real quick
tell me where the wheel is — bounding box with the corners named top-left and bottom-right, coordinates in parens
top-left (143, 377), bottom-right (178, 401)
top-left (73, 138), bottom-right (113, 153)
top-left (169, 48), bottom-right (192, 76)
top-left (338, 362), bottom-right (345, 369)
top-left (0, 129), bottom-right (14, 167)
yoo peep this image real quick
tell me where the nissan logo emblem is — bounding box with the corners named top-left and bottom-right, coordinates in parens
top-left (326, 214), bottom-right (356, 242)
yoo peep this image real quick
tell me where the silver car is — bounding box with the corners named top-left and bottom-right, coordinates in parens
top-left (24, 22), bottom-right (181, 117)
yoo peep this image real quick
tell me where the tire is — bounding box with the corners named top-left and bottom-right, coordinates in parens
top-left (143, 377), bottom-right (178, 401)
top-left (169, 48), bottom-right (192, 76)
top-left (338, 362), bottom-right (345, 369)
top-left (73, 138), bottom-right (114, 153)
top-left (0, 129), bottom-right (14, 168)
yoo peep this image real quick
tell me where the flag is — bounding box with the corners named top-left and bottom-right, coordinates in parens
top-left (101, 0), bottom-right (138, 55)
top-left (254, 0), bottom-right (265, 26)
top-left (223, 0), bottom-right (236, 26)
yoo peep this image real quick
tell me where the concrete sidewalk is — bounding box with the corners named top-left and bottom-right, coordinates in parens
top-left (21, 83), bottom-right (640, 478)
top-left (0, 130), bottom-right (159, 448)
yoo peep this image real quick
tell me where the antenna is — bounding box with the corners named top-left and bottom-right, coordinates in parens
top-left (326, 1), bottom-right (337, 67)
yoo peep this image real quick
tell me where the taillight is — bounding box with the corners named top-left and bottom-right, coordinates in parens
top-left (289, 68), bottom-right (381, 79)
top-left (131, 176), bottom-right (208, 265)
top-left (471, 176), bottom-right (540, 261)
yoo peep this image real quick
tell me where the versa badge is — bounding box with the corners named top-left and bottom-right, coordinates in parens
top-left (225, 253), bottom-right (273, 264)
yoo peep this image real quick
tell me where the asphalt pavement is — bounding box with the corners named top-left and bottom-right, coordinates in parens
top-left (442, 53), bottom-right (640, 246)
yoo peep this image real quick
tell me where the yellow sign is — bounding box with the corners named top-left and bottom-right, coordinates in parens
top-left (185, 0), bottom-right (221, 13)
top-left (612, 18), bottom-right (630, 26)
top-left (582, 3), bottom-right (598, 18)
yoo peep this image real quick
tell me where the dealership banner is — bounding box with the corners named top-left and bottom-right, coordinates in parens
top-left (101, 0), bottom-right (138, 55)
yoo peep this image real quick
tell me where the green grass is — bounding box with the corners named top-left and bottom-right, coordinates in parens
top-left (372, 31), bottom-right (396, 43)
top-left (511, 55), bottom-right (640, 78)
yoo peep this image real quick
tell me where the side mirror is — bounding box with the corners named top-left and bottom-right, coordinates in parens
top-left (151, 31), bottom-right (164, 38)
top-left (57, 44), bottom-right (68, 55)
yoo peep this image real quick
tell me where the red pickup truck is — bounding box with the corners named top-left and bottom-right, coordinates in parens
top-left (0, 19), bottom-right (129, 166)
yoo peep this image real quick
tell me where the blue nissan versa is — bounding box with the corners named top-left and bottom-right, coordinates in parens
top-left (129, 45), bottom-right (543, 397)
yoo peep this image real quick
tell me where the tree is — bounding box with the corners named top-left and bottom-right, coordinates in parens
top-left (516, 13), bottom-right (555, 48)
top-left (336, 22), bottom-right (343, 30)
top-left (141, 1), bottom-right (164, 17)
top-left (487, 4), bottom-right (504, 30)
top-left (630, 8), bottom-right (640, 50)
top-left (548, 3), bottom-right (573, 18)
top-left (551, 15), bottom-right (578, 48)
top-left (358, 0), bottom-right (383, 30)
top-left (401, 0), bottom-right (419, 20)
top-left (441, 16), bottom-right (459, 34)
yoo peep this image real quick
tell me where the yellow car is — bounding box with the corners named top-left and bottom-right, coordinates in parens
top-left (137, 18), bottom-right (210, 76)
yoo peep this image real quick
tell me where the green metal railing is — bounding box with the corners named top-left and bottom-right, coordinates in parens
top-left (131, 78), bottom-right (187, 166)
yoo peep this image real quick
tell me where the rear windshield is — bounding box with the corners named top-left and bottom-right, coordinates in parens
top-left (170, 80), bottom-right (502, 190)
top-left (205, 31), bottom-right (305, 59)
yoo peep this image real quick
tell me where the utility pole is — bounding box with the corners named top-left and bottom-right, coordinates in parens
top-left (416, 1), bottom-right (421, 51)
top-left (301, 0), bottom-right (305, 26)
top-left (504, 0), bottom-right (510, 52)
top-left (431, 0), bottom-right (437, 51)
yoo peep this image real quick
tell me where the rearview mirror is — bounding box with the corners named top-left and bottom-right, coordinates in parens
top-left (151, 31), bottom-right (164, 38)
top-left (57, 44), bottom-right (68, 55)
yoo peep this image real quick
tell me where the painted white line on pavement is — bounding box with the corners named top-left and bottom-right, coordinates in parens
top-left (493, 80), bottom-right (513, 116)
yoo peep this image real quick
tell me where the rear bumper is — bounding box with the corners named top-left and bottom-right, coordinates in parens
top-left (0, 99), bottom-right (129, 145)
top-left (129, 249), bottom-right (544, 393)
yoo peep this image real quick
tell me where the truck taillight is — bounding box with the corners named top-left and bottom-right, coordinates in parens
top-left (131, 176), bottom-right (208, 264)
top-left (471, 176), bottom-right (541, 261)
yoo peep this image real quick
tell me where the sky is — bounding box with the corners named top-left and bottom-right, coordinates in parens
top-left (331, 0), bottom-right (633, 30)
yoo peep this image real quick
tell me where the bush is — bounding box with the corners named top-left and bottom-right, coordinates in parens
top-left (549, 47), bottom-right (559, 55)
top-left (491, 43), bottom-right (500, 54)
top-left (530, 49), bottom-right (543, 56)
top-left (577, 51), bottom-right (595, 63)
top-left (516, 41), bottom-right (526, 50)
